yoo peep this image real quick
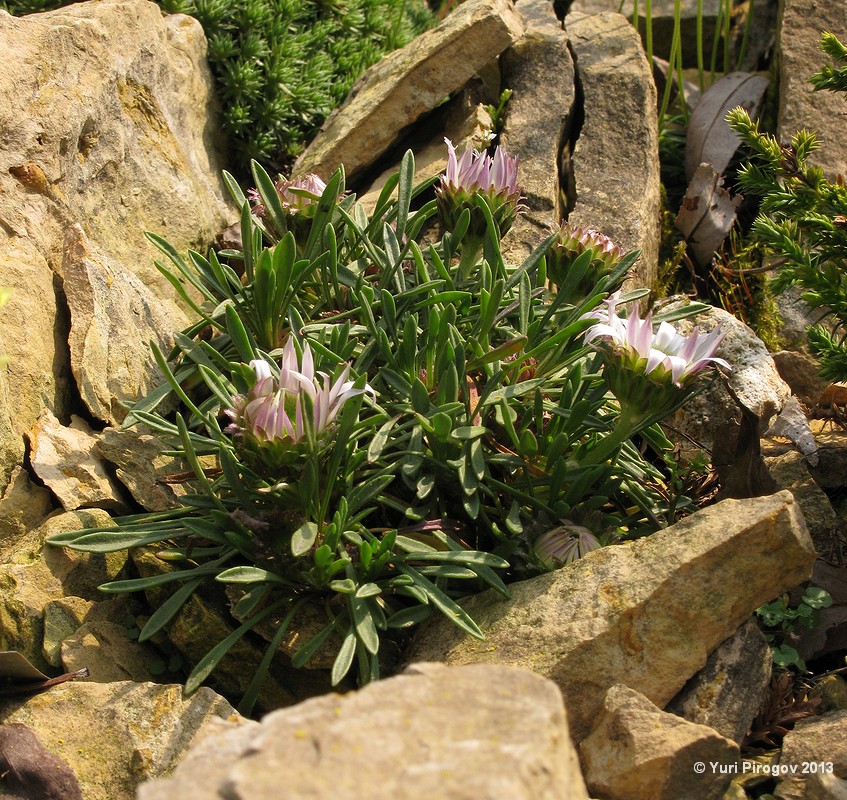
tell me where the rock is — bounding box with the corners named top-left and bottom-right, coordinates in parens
top-left (0, 680), bottom-right (237, 800)
top-left (580, 684), bottom-right (739, 800)
top-left (137, 715), bottom-right (261, 800)
top-left (775, 711), bottom-right (847, 799)
top-left (810, 430), bottom-right (847, 491)
top-left (53, 595), bottom-right (159, 682)
top-left (0, 0), bottom-right (232, 496)
top-left (61, 617), bottom-right (160, 683)
top-left (764, 395), bottom-right (820, 470)
top-left (777, 0), bottom-right (847, 180)
top-left (41, 596), bottom-right (95, 668)
top-left (666, 618), bottom-right (772, 743)
top-left (772, 350), bottom-right (831, 408)
top-left (811, 675), bottom-right (847, 713)
top-left (138, 662), bottom-right (591, 800)
top-left (0, 466), bottom-right (53, 543)
top-left (27, 410), bottom-right (127, 512)
top-left (407, 491), bottom-right (815, 742)
top-left (95, 427), bottom-right (186, 511)
top-left (0, 240), bottom-right (72, 490)
top-left (61, 224), bottom-right (184, 427)
top-left (0, 510), bottom-right (124, 671)
top-left (564, 11), bottom-right (661, 289)
top-left (357, 88), bottom-right (494, 216)
top-left (764, 449), bottom-right (841, 557)
top-left (294, 0), bottom-right (525, 183)
top-left (497, 0), bottom-right (573, 265)
top-left (571, 0), bottom-right (721, 68)
top-left (671, 306), bottom-right (790, 496)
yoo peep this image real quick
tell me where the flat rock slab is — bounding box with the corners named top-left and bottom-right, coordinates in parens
top-left (581, 684), bottom-right (738, 800)
top-left (294, 0), bottom-right (525, 183)
top-left (777, 0), bottom-right (847, 180)
top-left (138, 662), bottom-right (591, 800)
top-left (499, 0), bottom-right (574, 265)
top-left (565, 11), bottom-right (661, 289)
top-left (408, 491), bottom-right (815, 742)
top-left (0, 681), bottom-right (236, 800)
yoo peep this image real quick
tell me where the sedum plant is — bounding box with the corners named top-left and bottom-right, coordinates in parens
top-left (726, 32), bottom-right (847, 382)
top-left (49, 145), bottom-right (726, 712)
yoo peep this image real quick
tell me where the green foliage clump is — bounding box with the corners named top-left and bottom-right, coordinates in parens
top-left (727, 32), bottom-right (847, 381)
top-left (49, 148), bottom-right (719, 712)
top-left (1, 0), bottom-right (434, 176)
top-left (756, 586), bottom-right (833, 671)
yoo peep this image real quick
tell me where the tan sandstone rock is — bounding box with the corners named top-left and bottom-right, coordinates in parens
top-left (407, 491), bottom-right (815, 742)
top-left (294, 0), bottom-right (525, 183)
top-left (27, 410), bottom-right (127, 512)
top-left (581, 684), bottom-right (739, 800)
top-left (138, 662), bottom-right (590, 800)
top-left (0, 0), bottom-right (232, 494)
top-left (775, 711), bottom-right (847, 799)
top-left (0, 680), bottom-right (237, 800)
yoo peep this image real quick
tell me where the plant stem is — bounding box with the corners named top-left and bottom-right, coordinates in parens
top-left (457, 239), bottom-right (484, 281)
top-left (582, 408), bottom-right (641, 466)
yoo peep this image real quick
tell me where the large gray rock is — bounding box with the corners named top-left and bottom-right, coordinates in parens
top-left (407, 491), bottom-right (815, 742)
top-left (565, 11), bottom-right (661, 289)
top-left (667, 618), bottom-right (772, 743)
top-left (777, 0), bottom-right (847, 180)
top-left (0, 680), bottom-right (237, 800)
top-left (499, 0), bottom-right (574, 265)
top-left (294, 0), bottom-right (525, 183)
top-left (581, 684), bottom-right (739, 800)
top-left (138, 662), bottom-right (591, 800)
top-left (0, 0), bottom-right (231, 493)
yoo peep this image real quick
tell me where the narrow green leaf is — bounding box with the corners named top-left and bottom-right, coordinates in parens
top-left (184, 597), bottom-right (288, 693)
top-left (138, 577), bottom-right (204, 642)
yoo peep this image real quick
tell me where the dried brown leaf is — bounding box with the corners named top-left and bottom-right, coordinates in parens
top-left (676, 164), bottom-right (743, 269)
top-left (685, 71), bottom-right (770, 181)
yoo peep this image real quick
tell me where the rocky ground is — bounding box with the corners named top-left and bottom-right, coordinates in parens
top-left (0, 0), bottom-right (846, 798)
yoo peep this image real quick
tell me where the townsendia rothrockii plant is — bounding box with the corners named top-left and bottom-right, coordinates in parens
top-left (49, 146), bottom-right (726, 713)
